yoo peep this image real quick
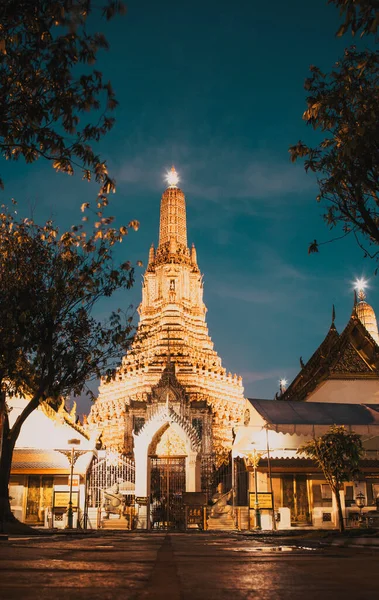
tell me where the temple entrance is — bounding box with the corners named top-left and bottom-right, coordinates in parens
top-left (150, 456), bottom-right (186, 529)
top-left (282, 474), bottom-right (310, 524)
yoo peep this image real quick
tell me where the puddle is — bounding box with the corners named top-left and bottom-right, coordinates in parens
top-left (229, 545), bottom-right (317, 553)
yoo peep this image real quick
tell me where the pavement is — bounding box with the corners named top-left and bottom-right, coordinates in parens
top-left (0, 531), bottom-right (378, 599)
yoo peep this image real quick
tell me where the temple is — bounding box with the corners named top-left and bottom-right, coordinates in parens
top-left (88, 166), bottom-right (245, 527)
top-left (8, 175), bottom-right (379, 532)
top-left (233, 281), bottom-right (379, 530)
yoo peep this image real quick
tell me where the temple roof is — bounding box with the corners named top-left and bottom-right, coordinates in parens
top-left (11, 449), bottom-right (93, 473)
top-left (249, 399), bottom-right (379, 426)
top-left (280, 311), bottom-right (379, 402)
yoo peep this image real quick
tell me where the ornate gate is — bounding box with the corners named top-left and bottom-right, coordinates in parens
top-left (88, 451), bottom-right (135, 508)
top-left (150, 457), bottom-right (186, 529)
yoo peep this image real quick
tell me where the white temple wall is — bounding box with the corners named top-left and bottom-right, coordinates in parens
top-left (307, 379), bottom-right (379, 404)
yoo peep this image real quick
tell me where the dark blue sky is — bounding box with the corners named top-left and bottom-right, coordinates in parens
top-left (2, 1), bottom-right (377, 412)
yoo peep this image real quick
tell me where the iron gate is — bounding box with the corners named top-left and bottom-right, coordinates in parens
top-left (88, 451), bottom-right (135, 508)
top-left (150, 457), bottom-right (186, 529)
top-left (201, 454), bottom-right (248, 506)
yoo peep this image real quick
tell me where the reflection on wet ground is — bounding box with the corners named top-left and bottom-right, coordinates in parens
top-left (0, 532), bottom-right (377, 599)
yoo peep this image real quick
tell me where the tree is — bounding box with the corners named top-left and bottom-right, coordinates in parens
top-left (0, 0), bottom-right (125, 192)
top-left (329, 0), bottom-right (379, 37)
top-left (290, 2), bottom-right (379, 261)
top-left (298, 425), bottom-right (363, 531)
top-left (0, 205), bottom-right (139, 529)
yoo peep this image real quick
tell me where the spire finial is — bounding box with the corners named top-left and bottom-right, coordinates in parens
top-left (165, 165), bottom-right (179, 188)
top-left (332, 304), bottom-right (336, 324)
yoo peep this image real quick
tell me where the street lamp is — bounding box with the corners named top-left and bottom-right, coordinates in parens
top-left (245, 448), bottom-right (264, 530)
top-left (355, 491), bottom-right (366, 527)
top-left (56, 439), bottom-right (88, 529)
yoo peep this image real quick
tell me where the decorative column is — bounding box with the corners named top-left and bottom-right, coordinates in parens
top-left (133, 433), bottom-right (149, 529)
top-left (186, 451), bottom-right (199, 492)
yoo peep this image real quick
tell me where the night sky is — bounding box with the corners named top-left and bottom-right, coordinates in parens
top-left (1, 1), bottom-right (377, 413)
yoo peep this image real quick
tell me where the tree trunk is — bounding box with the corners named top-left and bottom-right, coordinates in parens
top-left (334, 487), bottom-right (345, 533)
top-left (0, 392), bottom-right (41, 531)
top-left (0, 412), bottom-right (17, 531)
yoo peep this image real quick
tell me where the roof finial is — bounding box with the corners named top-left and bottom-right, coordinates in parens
top-left (332, 304), bottom-right (336, 324)
top-left (165, 165), bottom-right (179, 188)
top-left (279, 378), bottom-right (288, 395)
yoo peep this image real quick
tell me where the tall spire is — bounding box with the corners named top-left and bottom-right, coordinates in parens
top-left (159, 166), bottom-right (187, 248)
top-left (354, 278), bottom-right (379, 344)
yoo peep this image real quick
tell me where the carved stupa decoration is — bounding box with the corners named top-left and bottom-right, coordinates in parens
top-left (88, 167), bottom-right (245, 461)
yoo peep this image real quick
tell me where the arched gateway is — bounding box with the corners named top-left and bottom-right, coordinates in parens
top-left (133, 403), bottom-right (201, 528)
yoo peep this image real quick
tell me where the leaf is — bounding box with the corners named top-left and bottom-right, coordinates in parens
top-left (308, 240), bottom-right (319, 254)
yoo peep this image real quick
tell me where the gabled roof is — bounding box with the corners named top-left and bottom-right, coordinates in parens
top-left (280, 312), bottom-right (379, 402)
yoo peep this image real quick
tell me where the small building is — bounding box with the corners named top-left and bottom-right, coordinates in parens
top-left (233, 286), bottom-right (379, 530)
top-left (233, 399), bottom-right (379, 529)
top-left (9, 398), bottom-right (95, 528)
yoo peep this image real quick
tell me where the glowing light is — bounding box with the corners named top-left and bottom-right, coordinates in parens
top-left (165, 165), bottom-right (179, 188)
top-left (354, 278), bottom-right (368, 292)
top-left (279, 378), bottom-right (288, 388)
top-left (354, 277), bottom-right (369, 301)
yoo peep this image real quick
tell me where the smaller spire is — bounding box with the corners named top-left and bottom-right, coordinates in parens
top-left (332, 304), bottom-right (336, 324)
top-left (191, 243), bottom-right (197, 266)
top-left (148, 243), bottom-right (155, 265)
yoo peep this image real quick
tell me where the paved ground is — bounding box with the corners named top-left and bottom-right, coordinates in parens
top-left (0, 532), bottom-right (378, 599)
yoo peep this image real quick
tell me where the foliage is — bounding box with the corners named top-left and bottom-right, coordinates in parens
top-left (0, 0), bottom-right (126, 191)
top-left (290, 48), bottom-right (379, 259)
top-left (0, 204), bottom-right (138, 402)
top-left (290, 0), bottom-right (379, 260)
top-left (0, 203), bottom-right (139, 525)
top-left (298, 425), bottom-right (363, 530)
top-left (329, 0), bottom-right (379, 37)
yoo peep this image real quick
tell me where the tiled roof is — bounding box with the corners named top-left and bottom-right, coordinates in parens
top-left (12, 449), bottom-right (70, 470)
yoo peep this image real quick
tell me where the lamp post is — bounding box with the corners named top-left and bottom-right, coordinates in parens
top-left (355, 491), bottom-right (366, 527)
top-left (56, 439), bottom-right (88, 529)
top-left (246, 448), bottom-right (264, 530)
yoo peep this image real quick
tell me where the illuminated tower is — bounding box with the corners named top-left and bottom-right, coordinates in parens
top-left (355, 279), bottom-right (379, 344)
top-left (89, 167), bottom-right (245, 462)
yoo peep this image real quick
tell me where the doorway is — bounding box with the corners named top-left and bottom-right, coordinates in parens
top-left (282, 474), bottom-right (310, 524)
top-left (150, 456), bottom-right (186, 529)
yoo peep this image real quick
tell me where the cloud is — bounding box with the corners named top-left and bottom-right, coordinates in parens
top-left (241, 369), bottom-right (289, 385)
top-left (112, 140), bottom-right (316, 209)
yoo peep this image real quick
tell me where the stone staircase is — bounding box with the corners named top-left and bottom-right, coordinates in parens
top-left (101, 517), bottom-right (130, 530)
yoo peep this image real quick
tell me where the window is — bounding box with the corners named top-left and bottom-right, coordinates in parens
top-left (321, 484), bottom-right (332, 500)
